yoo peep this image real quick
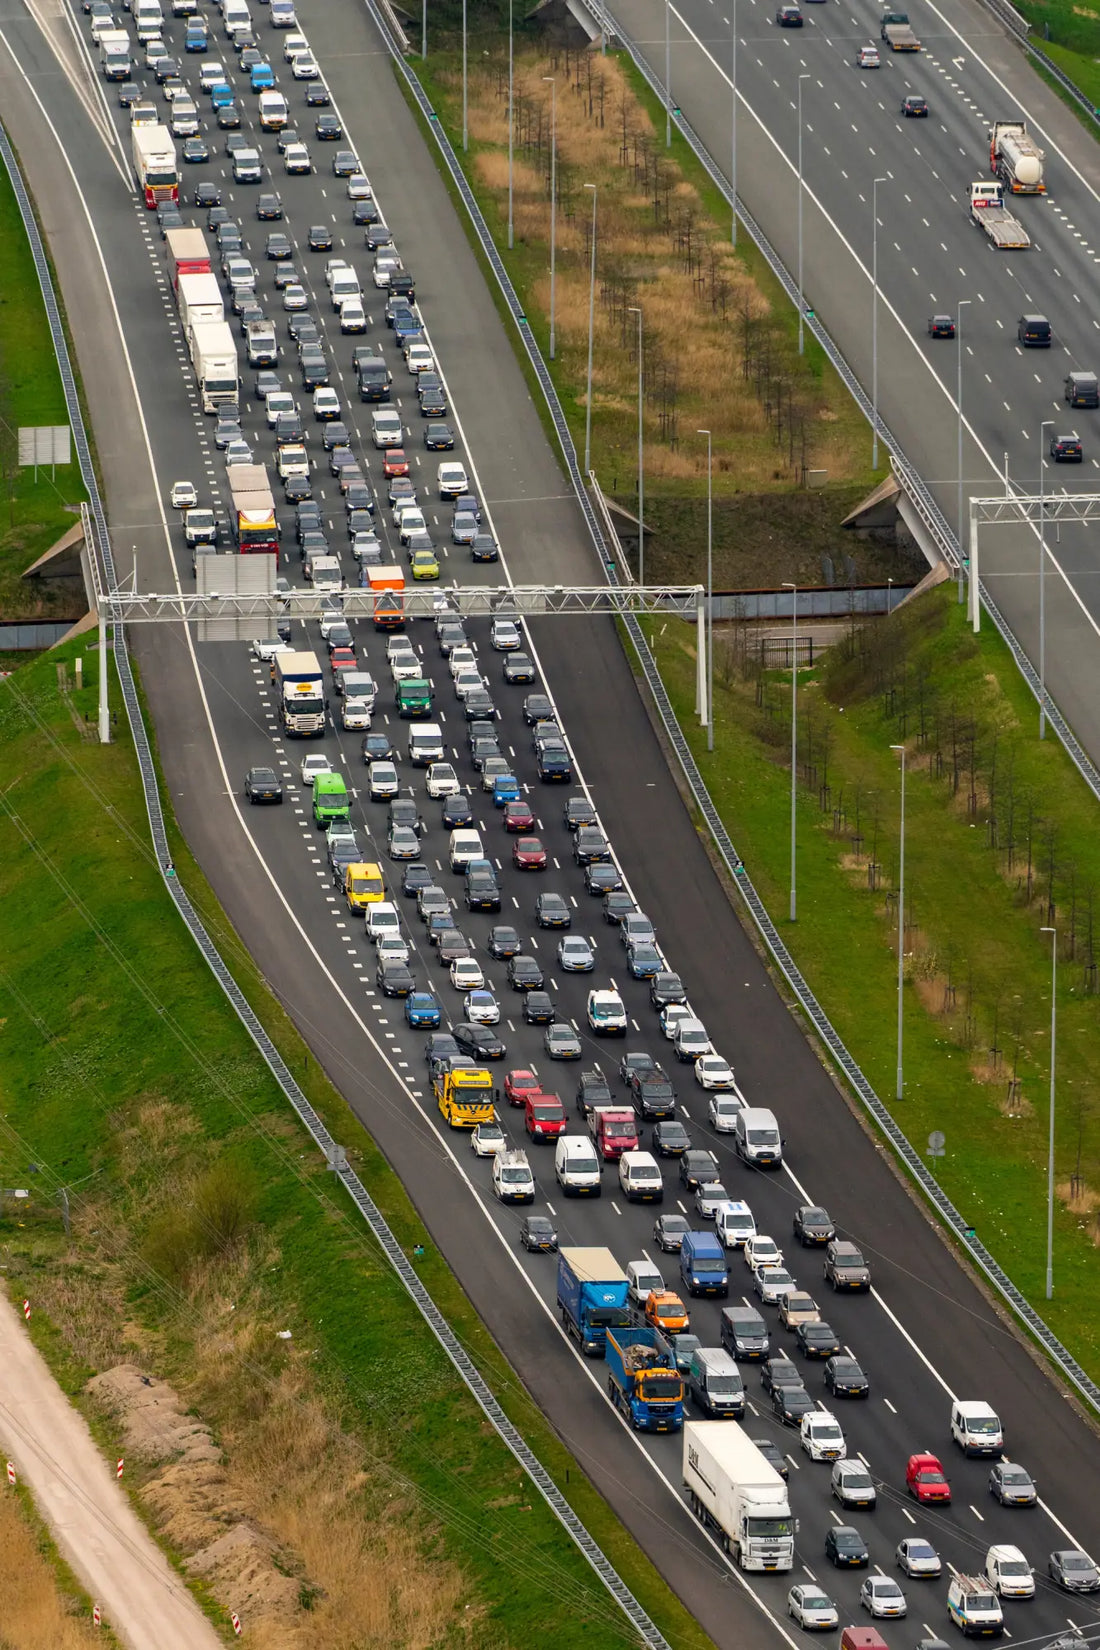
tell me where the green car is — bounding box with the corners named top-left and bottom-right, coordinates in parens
top-left (312, 770), bottom-right (351, 826)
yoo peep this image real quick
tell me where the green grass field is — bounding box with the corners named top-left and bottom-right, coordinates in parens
top-left (0, 641), bottom-right (716, 1650)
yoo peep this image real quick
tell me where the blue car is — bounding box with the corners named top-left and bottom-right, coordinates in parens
top-left (210, 81), bottom-right (235, 107)
top-left (250, 61), bottom-right (275, 90)
top-left (492, 774), bottom-right (521, 808)
top-left (405, 991), bottom-right (441, 1029)
top-left (184, 26), bottom-right (209, 51)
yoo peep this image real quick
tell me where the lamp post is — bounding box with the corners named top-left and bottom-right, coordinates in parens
top-left (730, 0), bottom-right (737, 246)
top-left (665, 0), bottom-right (672, 147)
top-left (544, 77), bottom-right (557, 360)
top-left (1040, 925), bottom-right (1057, 1299)
top-left (507, 0), bottom-right (514, 250)
top-left (698, 429), bottom-right (714, 752)
top-left (461, 0), bottom-right (468, 150)
top-left (1039, 417), bottom-right (1054, 740)
top-left (421, 0), bottom-right (427, 58)
top-left (871, 176), bottom-right (887, 470)
top-left (783, 580), bottom-right (797, 921)
top-left (890, 743), bottom-right (906, 1101)
top-left (956, 298), bottom-right (970, 603)
top-left (797, 75), bottom-right (810, 355)
top-left (628, 305), bottom-right (644, 583)
top-left (584, 183), bottom-right (597, 476)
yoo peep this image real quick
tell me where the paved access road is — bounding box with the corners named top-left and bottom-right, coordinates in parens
top-left (8, 0), bottom-right (1100, 1643)
top-left (608, 0), bottom-right (1100, 762)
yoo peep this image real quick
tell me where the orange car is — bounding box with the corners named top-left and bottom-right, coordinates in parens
top-left (644, 1290), bottom-right (690, 1334)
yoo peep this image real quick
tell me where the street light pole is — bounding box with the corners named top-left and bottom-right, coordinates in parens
top-left (891, 743), bottom-right (906, 1101)
top-left (956, 298), bottom-right (971, 604)
top-left (1041, 925), bottom-right (1057, 1299)
top-left (421, 0), bottom-right (427, 58)
top-left (698, 429), bottom-right (714, 752)
top-left (665, 0), bottom-right (672, 147)
top-left (730, 0), bottom-right (737, 246)
top-left (461, 0), bottom-right (468, 150)
top-left (507, 0), bottom-right (514, 249)
top-left (628, 305), bottom-right (644, 583)
top-left (797, 75), bottom-right (810, 355)
top-left (871, 176), bottom-right (887, 470)
top-left (584, 183), bottom-right (597, 476)
top-left (783, 579), bottom-right (797, 921)
top-left (544, 77), bottom-right (557, 360)
top-left (1039, 417), bottom-right (1054, 740)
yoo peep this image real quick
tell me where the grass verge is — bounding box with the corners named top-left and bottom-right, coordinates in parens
top-left (0, 640), bottom-right (717, 1650)
top-left (0, 1474), bottom-right (121, 1648)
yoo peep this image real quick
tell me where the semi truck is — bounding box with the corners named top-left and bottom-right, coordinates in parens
top-left (166, 227), bottom-right (211, 287)
top-left (368, 566), bottom-right (405, 630)
top-left (683, 1423), bottom-right (797, 1572)
top-left (585, 1105), bottom-right (639, 1161)
top-left (605, 1328), bottom-right (684, 1431)
top-left (880, 9), bottom-right (920, 48)
top-left (177, 272), bottom-right (224, 337)
top-left (273, 650), bottom-right (326, 737)
top-left (969, 182), bottom-right (1030, 248)
top-left (227, 463), bottom-right (278, 556)
top-left (98, 28), bottom-right (131, 78)
top-left (989, 120), bottom-right (1045, 194)
top-left (556, 1247), bottom-right (631, 1356)
top-left (131, 123), bottom-right (178, 208)
top-left (433, 1064), bottom-right (494, 1128)
top-left (188, 320), bottom-right (238, 411)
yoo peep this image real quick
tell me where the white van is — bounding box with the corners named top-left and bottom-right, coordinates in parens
top-left (687, 1347), bottom-right (745, 1418)
top-left (371, 408), bottom-right (403, 448)
top-left (448, 828), bottom-right (483, 872)
top-left (307, 556), bottom-right (342, 592)
top-left (134, 0), bottom-right (164, 40)
top-left (365, 902), bottom-right (400, 944)
top-left (950, 1400), bottom-right (1004, 1457)
top-left (554, 1135), bottom-right (601, 1196)
top-left (408, 723), bottom-right (444, 766)
top-left (625, 1259), bottom-right (664, 1309)
top-left (733, 1106), bottom-right (783, 1169)
top-left (258, 90), bottom-right (288, 130)
top-left (169, 97), bottom-right (198, 135)
top-left (223, 0), bottom-right (251, 33)
top-left (618, 1150), bottom-right (663, 1203)
top-left (714, 1200), bottom-right (756, 1249)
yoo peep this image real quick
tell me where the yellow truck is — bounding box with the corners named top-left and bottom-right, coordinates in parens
top-left (434, 1064), bottom-right (495, 1128)
top-left (344, 862), bottom-right (385, 915)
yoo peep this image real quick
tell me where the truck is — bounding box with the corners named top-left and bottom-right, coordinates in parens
top-left (556, 1247), bottom-right (631, 1356)
top-left (368, 566), bottom-right (405, 631)
top-left (683, 1423), bottom-right (797, 1572)
top-left (177, 272), bottom-right (223, 336)
top-left (131, 123), bottom-right (178, 208)
top-left (880, 9), bottom-right (920, 47)
top-left (969, 181), bottom-right (1030, 248)
top-left (165, 227), bottom-right (211, 288)
top-left (188, 320), bottom-right (238, 412)
top-left (605, 1327), bottom-right (684, 1432)
top-left (396, 677), bottom-right (432, 718)
top-left (98, 28), bottom-right (131, 78)
top-left (433, 1064), bottom-right (495, 1128)
top-left (273, 650), bottom-right (326, 736)
top-left (586, 1105), bottom-right (639, 1161)
top-left (989, 120), bottom-right (1045, 194)
top-left (227, 463), bottom-right (278, 556)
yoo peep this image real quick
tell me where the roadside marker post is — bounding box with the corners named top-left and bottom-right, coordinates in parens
top-left (116, 1458), bottom-right (124, 1480)
top-left (22, 1299), bottom-right (30, 1321)
top-left (6, 1461), bottom-right (15, 1486)
top-left (93, 1603), bottom-right (101, 1627)
top-left (231, 1612), bottom-right (242, 1635)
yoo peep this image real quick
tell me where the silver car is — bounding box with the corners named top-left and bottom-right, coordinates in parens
top-left (558, 936), bottom-right (595, 973)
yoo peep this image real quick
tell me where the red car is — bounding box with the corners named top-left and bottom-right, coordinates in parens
top-left (383, 448), bottom-right (409, 478)
top-left (502, 800), bottom-right (535, 833)
top-left (906, 1453), bottom-right (951, 1504)
top-left (512, 835), bottom-right (548, 870)
top-left (330, 647), bottom-right (358, 676)
top-left (504, 1068), bottom-right (541, 1107)
top-left (524, 1092), bottom-right (567, 1140)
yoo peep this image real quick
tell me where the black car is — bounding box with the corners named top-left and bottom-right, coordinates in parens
top-left (1051, 433), bottom-right (1084, 462)
top-left (537, 745), bottom-right (572, 782)
top-left (207, 204), bottom-right (230, 231)
top-left (796, 1321), bottom-right (841, 1359)
top-left (194, 181), bottom-right (221, 208)
top-left (772, 1384), bottom-right (815, 1425)
top-left (284, 475), bottom-right (312, 503)
top-left (464, 872), bottom-right (501, 913)
top-left (652, 1118), bottom-right (691, 1156)
top-left (389, 798), bottom-right (423, 837)
top-left (793, 1205), bottom-right (835, 1245)
top-left (823, 1355), bottom-right (870, 1398)
top-left (216, 102), bottom-right (242, 129)
top-left (441, 794), bottom-right (474, 828)
top-left (402, 864), bottom-right (432, 897)
top-left (256, 193), bottom-right (283, 220)
top-left (507, 955), bottom-right (544, 990)
top-left (305, 79), bottom-right (330, 105)
top-left (573, 827), bottom-right (610, 866)
top-left (464, 690), bottom-right (497, 722)
top-left (244, 765), bottom-right (283, 803)
top-left (322, 422), bottom-right (349, 451)
top-left (679, 1149), bottom-right (719, 1190)
top-left (901, 94), bottom-right (928, 116)
top-left (390, 271), bottom-right (416, 301)
top-left (776, 2), bottom-right (802, 19)
top-left (307, 223), bottom-right (333, 251)
top-left (425, 422), bottom-right (455, 451)
top-left (365, 222), bottom-right (393, 250)
top-left (352, 196), bottom-right (381, 225)
top-left (582, 862), bottom-right (621, 896)
top-left (154, 55), bottom-right (179, 81)
top-left (825, 1525), bottom-right (869, 1568)
top-left (650, 972), bottom-right (687, 1008)
top-left (362, 731), bottom-right (396, 762)
top-left (317, 114), bottom-right (344, 140)
top-left (603, 891), bottom-right (636, 925)
top-left (535, 892), bottom-right (571, 929)
top-left (752, 1438), bottom-right (789, 1480)
top-left (630, 1070), bottom-right (676, 1120)
top-left (519, 1215), bottom-right (558, 1253)
top-left (418, 384), bottom-right (447, 418)
top-left (267, 232), bottom-right (292, 260)
top-left (522, 991), bottom-right (555, 1025)
top-left (524, 693), bottom-right (555, 727)
top-left (563, 795), bottom-right (597, 830)
top-left (576, 1068), bottom-right (613, 1112)
top-left (182, 135), bottom-right (209, 163)
top-left (927, 314), bottom-right (956, 340)
top-left (469, 738), bottom-right (501, 772)
top-left (485, 923), bottom-right (520, 959)
top-left (118, 81), bottom-right (140, 107)
top-left (451, 1022), bottom-right (505, 1060)
top-left (760, 1355), bottom-right (802, 1396)
top-left (376, 960), bottom-right (414, 997)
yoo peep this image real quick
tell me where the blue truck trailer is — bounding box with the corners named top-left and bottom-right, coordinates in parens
top-left (605, 1327), bottom-right (684, 1431)
top-left (556, 1247), bottom-right (631, 1356)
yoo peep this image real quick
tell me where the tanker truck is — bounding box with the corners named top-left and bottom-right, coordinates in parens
top-left (989, 121), bottom-right (1045, 194)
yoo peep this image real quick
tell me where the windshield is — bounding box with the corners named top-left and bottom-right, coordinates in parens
top-left (532, 1106), bottom-right (562, 1121)
top-left (815, 1426), bottom-right (843, 1442)
top-left (1063, 1556), bottom-right (1093, 1572)
top-left (451, 1087), bottom-right (492, 1109)
top-left (640, 1375), bottom-right (682, 1400)
top-left (590, 1308), bottom-right (630, 1329)
top-left (501, 1168), bottom-right (530, 1184)
top-left (844, 1473), bottom-right (873, 1490)
top-left (147, 164), bottom-right (178, 185)
top-left (746, 1516), bottom-right (794, 1539)
top-left (1001, 1468), bottom-right (1029, 1482)
top-left (968, 1417), bottom-right (999, 1434)
top-left (350, 875), bottom-right (383, 895)
top-left (694, 1259), bottom-right (726, 1273)
top-left (632, 1168), bottom-right (660, 1181)
top-left (999, 1562), bottom-right (1029, 1576)
top-left (607, 1125), bottom-right (635, 1142)
top-left (707, 1377), bottom-right (741, 1395)
top-left (747, 1130), bottom-right (779, 1145)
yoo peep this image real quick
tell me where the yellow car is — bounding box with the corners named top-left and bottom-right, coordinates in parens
top-left (410, 548), bottom-right (440, 581)
top-left (344, 861), bottom-right (385, 914)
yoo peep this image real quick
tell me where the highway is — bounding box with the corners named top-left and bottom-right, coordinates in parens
top-left (607, 0), bottom-right (1100, 762)
top-left (3, 0), bottom-right (1100, 1642)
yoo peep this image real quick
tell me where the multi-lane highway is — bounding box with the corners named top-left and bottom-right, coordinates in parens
top-left (607, 0), bottom-right (1100, 760)
top-left (4, 0), bottom-right (1100, 1642)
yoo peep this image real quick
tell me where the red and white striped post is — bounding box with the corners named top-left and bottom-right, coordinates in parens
top-left (22, 1299), bottom-right (30, 1321)
top-left (6, 1462), bottom-right (15, 1487)
top-left (93, 1603), bottom-right (101, 1627)
top-left (116, 1458), bottom-right (124, 1480)
top-left (231, 1612), bottom-right (242, 1635)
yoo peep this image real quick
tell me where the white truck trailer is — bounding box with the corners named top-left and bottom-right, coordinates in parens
top-left (682, 1422), bottom-right (796, 1572)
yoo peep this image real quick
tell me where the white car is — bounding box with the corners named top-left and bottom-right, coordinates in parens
top-left (696, 1055), bottom-right (736, 1091)
top-left (674, 1019), bottom-right (712, 1063)
top-left (300, 753), bottom-right (332, 786)
top-left (223, 438), bottom-right (253, 468)
top-left (170, 479), bottom-right (197, 509)
top-left (801, 1410), bottom-right (846, 1463)
top-left (313, 387), bottom-right (340, 420)
top-left (251, 638), bottom-right (293, 663)
top-left (490, 618), bottom-right (522, 651)
top-left (558, 936), bottom-right (595, 973)
top-left (470, 1121), bottom-right (505, 1158)
top-left (437, 461), bottom-right (469, 499)
top-left (291, 49), bottom-right (319, 76)
top-left (347, 173), bottom-right (372, 199)
top-left (754, 1264), bottom-right (796, 1304)
top-left (368, 760), bottom-right (400, 800)
top-left (406, 343), bottom-right (434, 374)
top-left (464, 988), bottom-right (500, 1025)
top-left (714, 1200), bottom-right (756, 1249)
top-left (398, 510), bottom-right (428, 544)
top-left (860, 1576), bottom-right (907, 1618)
top-left (896, 1538), bottom-right (942, 1578)
top-left (376, 933), bottom-right (410, 966)
top-left (985, 1545), bottom-right (1035, 1598)
top-left (450, 956), bottom-right (484, 990)
top-left (373, 255), bottom-right (402, 287)
top-left (707, 1093), bottom-right (743, 1132)
top-left (660, 1003), bottom-right (695, 1040)
top-left (857, 42), bottom-right (881, 66)
top-left (787, 1586), bottom-right (839, 1632)
top-left (453, 668), bottom-right (485, 701)
top-left (745, 1233), bottom-right (783, 1270)
top-left (283, 30), bottom-right (309, 59)
top-left (283, 142), bottom-right (311, 173)
top-left (448, 646), bottom-right (479, 679)
top-left (339, 299), bottom-right (367, 334)
top-left (426, 762), bottom-right (460, 798)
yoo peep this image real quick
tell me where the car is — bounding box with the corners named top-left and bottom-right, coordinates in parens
top-left (823, 1238), bottom-right (871, 1290)
top-left (754, 1265), bottom-right (796, 1304)
top-left (626, 941), bottom-right (663, 980)
top-left (256, 192), bottom-right (283, 220)
top-left (823, 1354), bottom-right (870, 1398)
top-left (696, 1056), bottom-right (736, 1092)
top-left (1051, 433), bottom-right (1084, 462)
top-left (388, 826), bottom-right (421, 862)
top-left (586, 989), bottom-right (626, 1035)
top-left (317, 117), bottom-right (345, 143)
top-left (644, 1290), bottom-right (689, 1334)
top-left (404, 991), bottom-right (441, 1029)
top-left (649, 972), bottom-right (686, 1008)
top-left (896, 1537), bottom-right (942, 1578)
top-left (775, 3), bottom-right (802, 21)
top-left (306, 223), bottom-right (334, 252)
top-left (693, 1182), bottom-right (729, 1221)
top-left (522, 992), bottom-right (556, 1026)
top-left (653, 1213), bottom-right (691, 1252)
top-left (793, 1205), bottom-right (835, 1245)
top-left (745, 1233), bottom-right (783, 1271)
top-left (451, 510), bottom-right (478, 546)
top-left (451, 1020), bottom-right (504, 1060)
top-left (535, 892), bottom-right (571, 929)
top-left (305, 78), bottom-right (330, 104)
top-left (902, 94), bottom-right (929, 116)
top-left (778, 1291), bottom-right (820, 1331)
top-left (292, 48), bottom-right (319, 77)
top-left (182, 135), bottom-right (209, 162)
top-left (857, 43), bottom-right (880, 65)
top-left (519, 1215), bottom-right (559, 1253)
top-left (787, 1586), bottom-right (840, 1632)
top-left (490, 617), bottom-right (522, 651)
top-left (760, 1354), bottom-right (801, 1396)
top-left (679, 1149), bottom-right (719, 1191)
top-left (545, 1022), bottom-right (582, 1059)
top-left (499, 800), bottom-right (534, 835)
top-left (501, 1069), bottom-right (538, 1108)
top-left (509, 836), bottom-right (546, 872)
top-left (507, 956), bottom-right (544, 992)
top-left (244, 765), bottom-right (282, 803)
top-left (986, 1545), bottom-right (1035, 1598)
top-left (832, 1457), bottom-right (877, 1511)
top-left (989, 1461), bottom-right (1037, 1505)
top-left (361, 732), bottom-right (395, 764)
top-left (797, 1319), bottom-right (840, 1359)
top-left (464, 988), bottom-right (500, 1026)
top-left (927, 313), bottom-right (956, 340)
top-left (442, 794), bottom-right (474, 828)
top-left (170, 480), bottom-right (197, 509)
top-left (652, 1118), bottom-right (690, 1156)
top-left (471, 532), bottom-right (500, 563)
top-left (376, 960), bottom-right (414, 997)
top-left (861, 1577), bottom-right (907, 1619)
top-left (825, 1525), bottom-right (869, 1568)
top-left (450, 959), bottom-right (485, 993)
top-left (772, 1383), bottom-right (815, 1426)
top-left (425, 422), bottom-right (455, 451)
top-left (368, 760), bottom-right (400, 800)
top-left (1049, 1550), bottom-right (1100, 1592)
top-left (300, 753), bottom-right (332, 787)
top-left (470, 1121), bottom-right (506, 1158)
top-left (558, 935), bottom-right (595, 972)
top-left (907, 1453), bottom-right (951, 1503)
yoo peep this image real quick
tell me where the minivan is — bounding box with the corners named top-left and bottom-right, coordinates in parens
top-left (1017, 313), bottom-right (1051, 347)
top-left (312, 770), bottom-right (350, 826)
top-left (365, 901), bottom-right (401, 943)
top-left (618, 1150), bottom-right (664, 1203)
top-left (734, 1105), bottom-right (783, 1168)
top-left (554, 1134), bottom-right (601, 1196)
top-left (687, 1347), bottom-right (744, 1417)
top-left (679, 1229), bottom-right (729, 1296)
top-left (408, 723), bottom-right (444, 765)
top-left (719, 1304), bottom-right (769, 1361)
top-left (371, 408), bottom-right (403, 447)
top-left (246, 321), bottom-right (277, 366)
top-left (625, 1259), bottom-right (664, 1308)
top-left (448, 828), bottom-right (483, 872)
top-left (258, 90), bottom-right (288, 130)
top-left (950, 1399), bottom-right (1004, 1456)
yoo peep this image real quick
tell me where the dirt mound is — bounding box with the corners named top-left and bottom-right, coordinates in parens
top-left (186, 1523), bottom-right (301, 1619)
top-left (86, 1364), bottom-right (222, 1465)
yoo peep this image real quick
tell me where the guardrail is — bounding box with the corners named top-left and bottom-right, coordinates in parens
top-left (0, 119), bottom-right (677, 1650)
top-left (367, 23), bottom-right (1100, 1421)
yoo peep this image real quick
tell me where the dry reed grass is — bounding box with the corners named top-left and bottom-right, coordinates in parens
top-left (0, 1492), bottom-right (107, 1648)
